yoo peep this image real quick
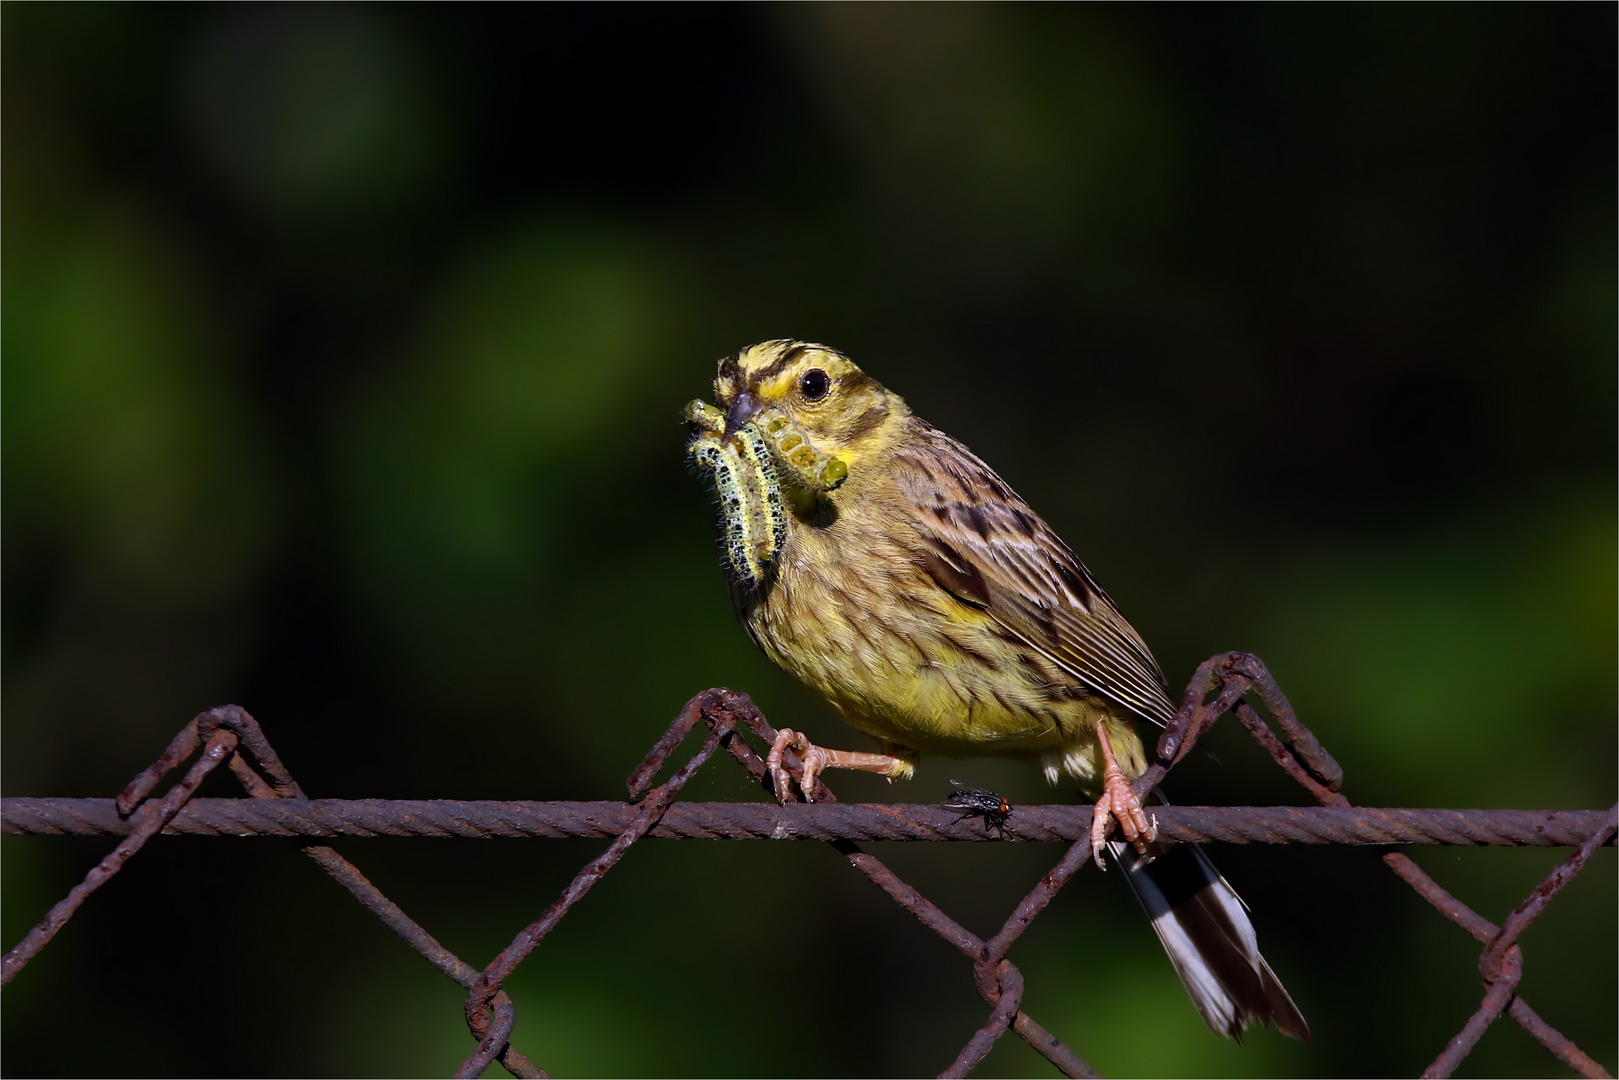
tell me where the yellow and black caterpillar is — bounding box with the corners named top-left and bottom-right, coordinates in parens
top-left (684, 398), bottom-right (846, 585)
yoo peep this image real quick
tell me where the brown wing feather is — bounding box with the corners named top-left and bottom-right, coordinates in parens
top-left (894, 419), bottom-right (1178, 727)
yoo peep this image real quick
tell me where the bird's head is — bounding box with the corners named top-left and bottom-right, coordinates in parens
top-left (713, 340), bottom-right (909, 468)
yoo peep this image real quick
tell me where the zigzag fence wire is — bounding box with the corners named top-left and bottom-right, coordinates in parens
top-left (1, 652), bottom-right (1613, 1079)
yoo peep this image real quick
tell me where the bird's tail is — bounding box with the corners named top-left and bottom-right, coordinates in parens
top-left (1110, 837), bottom-right (1310, 1042)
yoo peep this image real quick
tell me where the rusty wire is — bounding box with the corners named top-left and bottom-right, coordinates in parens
top-left (0, 655), bottom-right (1614, 1079)
top-left (4, 798), bottom-right (1608, 847)
top-left (0, 706), bottom-right (547, 1078)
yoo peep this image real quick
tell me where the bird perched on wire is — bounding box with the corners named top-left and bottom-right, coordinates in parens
top-left (684, 339), bottom-right (1308, 1042)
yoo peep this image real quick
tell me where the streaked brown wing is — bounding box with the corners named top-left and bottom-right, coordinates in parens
top-left (893, 419), bottom-right (1178, 727)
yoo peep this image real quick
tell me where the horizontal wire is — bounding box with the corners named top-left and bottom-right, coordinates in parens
top-left (3, 798), bottom-right (1612, 847)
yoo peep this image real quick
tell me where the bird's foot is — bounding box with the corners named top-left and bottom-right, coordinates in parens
top-left (765, 728), bottom-right (914, 803)
top-left (767, 728), bottom-right (828, 804)
top-left (1089, 721), bottom-right (1157, 870)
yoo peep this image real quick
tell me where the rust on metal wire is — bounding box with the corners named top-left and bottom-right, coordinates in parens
top-left (2, 706), bottom-right (548, 1078)
top-left (4, 798), bottom-right (1608, 848)
top-left (0, 657), bottom-right (1613, 1079)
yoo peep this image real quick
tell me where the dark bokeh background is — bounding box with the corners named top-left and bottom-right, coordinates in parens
top-left (3, 6), bottom-right (1614, 1077)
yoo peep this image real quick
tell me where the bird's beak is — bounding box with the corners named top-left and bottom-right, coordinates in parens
top-left (722, 391), bottom-right (765, 442)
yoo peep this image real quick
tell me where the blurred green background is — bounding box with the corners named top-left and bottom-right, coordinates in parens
top-left (2, 5), bottom-right (1614, 1077)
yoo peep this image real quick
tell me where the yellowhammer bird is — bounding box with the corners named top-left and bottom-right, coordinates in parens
top-left (685, 339), bottom-right (1308, 1042)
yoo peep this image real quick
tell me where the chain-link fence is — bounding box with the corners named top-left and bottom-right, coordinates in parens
top-left (3, 653), bottom-right (1614, 1078)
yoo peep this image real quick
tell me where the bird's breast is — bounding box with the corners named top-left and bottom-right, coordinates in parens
top-left (737, 494), bottom-right (1090, 758)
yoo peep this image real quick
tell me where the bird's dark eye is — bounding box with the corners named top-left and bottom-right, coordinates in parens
top-left (799, 368), bottom-right (831, 401)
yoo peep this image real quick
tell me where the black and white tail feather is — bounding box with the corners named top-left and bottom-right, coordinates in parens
top-left (1111, 835), bottom-right (1309, 1041)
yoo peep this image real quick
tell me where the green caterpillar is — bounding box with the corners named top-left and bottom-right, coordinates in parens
top-left (685, 396), bottom-right (849, 586)
top-left (687, 422), bottom-right (785, 587)
top-left (683, 399), bottom-right (847, 493)
top-left (752, 409), bottom-right (848, 492)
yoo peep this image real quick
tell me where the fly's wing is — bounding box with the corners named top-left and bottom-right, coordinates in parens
top-left (892, 420), bottom-right (1178, 727)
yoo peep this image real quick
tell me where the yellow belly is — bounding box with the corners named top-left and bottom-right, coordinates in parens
top-left (737, 513), bottom-right (1147, 790)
